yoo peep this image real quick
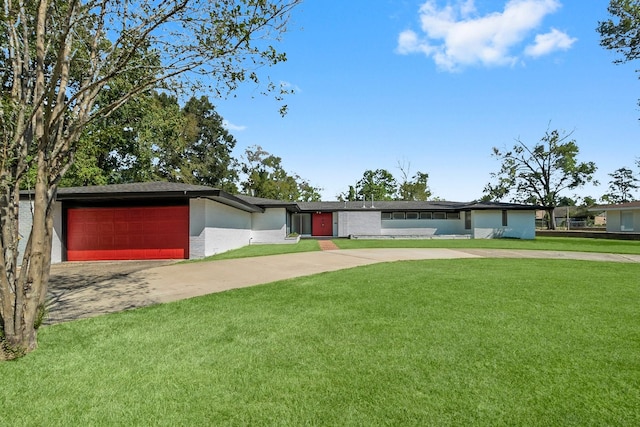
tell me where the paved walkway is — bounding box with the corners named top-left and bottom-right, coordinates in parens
top-left (46, 248), bottom-right (640, 324)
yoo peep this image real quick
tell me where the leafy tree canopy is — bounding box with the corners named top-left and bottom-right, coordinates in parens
top-left (597, 0), bottom-right (640, 116)
top-left (601, 166), bottom-right (639, 203)
top-left (339, 167), bottom-right (432, 202)
top-left (483, 128), bottom-right (598, 229)
top-left (598, 0), bottom-right (640, 64)
top-left (240, 145), bottom-right (322, 201)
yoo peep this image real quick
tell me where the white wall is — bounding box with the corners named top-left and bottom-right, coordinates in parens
top-left (18, 200), bottom-right (33, 263)
top-left (250, 208), bottom-right (287, 243)
top-left (337, 211), bottom-right (381, 237)
top-left (472, 210), bottom-right (535, 239)
top-left (382, 219), bottom-right (466, 236)
top-left (51, 203), bottom-right (63, 263)
top-left (606, 209), bottom-right (640, 233)
top-left (18, 200), bottom-right (64, 264)
top-left (189, 198), bottom-right (252, 258)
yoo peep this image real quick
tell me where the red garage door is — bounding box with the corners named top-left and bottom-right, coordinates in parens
top-left (67, 206), bottom-right (189, 261)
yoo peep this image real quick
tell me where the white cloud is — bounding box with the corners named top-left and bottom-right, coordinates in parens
top-left (280, 80), bottom-right (302, 93)
top-left (222, 120), bottom-right (247, 132)
top-left (524, 28), bottom-right (577, 57)
top-left (397, 0), bottom-right (572, 71)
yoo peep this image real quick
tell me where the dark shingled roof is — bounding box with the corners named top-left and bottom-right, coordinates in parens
top-left (21, 182), bottom-right (539, 213)
top-left (235, 194), bottom-right (299, 210)
top-left (52, 182), bottom-right (263, 213)
top-left (297, 200), bottom-right (538, 212)
top-left (591, 201), bottom-right (640, 211)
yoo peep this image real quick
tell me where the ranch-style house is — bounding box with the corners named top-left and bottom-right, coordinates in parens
top-left (18, 182), bottom-right (539, 263)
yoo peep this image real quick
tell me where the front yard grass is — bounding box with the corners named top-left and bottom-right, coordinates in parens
top-left (188, 238), bottom-right (320, 261)
top-left (334, 235), bottom-right (640, 254)
top-left (3, 258), bottom-right (639, 425)
top-left (196, 236), bottom-right (640, 262)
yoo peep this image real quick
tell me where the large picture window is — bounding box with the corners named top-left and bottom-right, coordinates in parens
top-left (291, 213), bottom-right (312, 235)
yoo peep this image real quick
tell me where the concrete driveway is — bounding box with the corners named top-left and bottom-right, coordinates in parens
top-left (46, 248), bottom-right (640, 324)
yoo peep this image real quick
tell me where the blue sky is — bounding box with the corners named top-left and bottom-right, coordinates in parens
top-left (215, 0), bottom-right (639, 202)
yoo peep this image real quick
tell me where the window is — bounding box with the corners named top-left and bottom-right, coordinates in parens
top-left (621, 211), bottom-right (634, 231)
top-left (433, 212), bottom-right (446, 219)
top-left (291, 213), bottom-right (312, 235)
top-left (381, 212), bottom-right (392, 220)
top-left (420, 212), bottom-right (432, 220)
top-left (406, 212), bottom-right (419, 220)
top-left (502, 210), bottom-right (508, 227)
top-left (392, 212), bottom-right (405, 220)
top-left (447, 212), bottom-right (460, 220)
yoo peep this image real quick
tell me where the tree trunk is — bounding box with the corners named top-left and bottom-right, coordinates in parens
top-left (546, 207), bottom-right (556, 230)
top-left (0, 175), bottom-right (54, 360)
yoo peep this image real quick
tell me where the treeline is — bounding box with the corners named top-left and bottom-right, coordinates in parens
top-left (40, 90), bottom-right (322, 202)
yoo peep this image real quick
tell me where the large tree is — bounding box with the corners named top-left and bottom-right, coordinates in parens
top-left (340, 167), bottom-right (431, 202)
top-left (484, 129), bottom-right (598, 230)
top-left (597, 0), bottom-right (640, 116)
top-left (240, 145), bottom-right (322, 201)
top-left (397, 161), bottom-right (431, 201)
top-left (64, 91), bottom-right (185, 185)
top-left (62, 93), bottom-right (239, 189)
top-left (601, 167), bottom-right (639, 203)
top-left (0, 0), bottom-right (301, 359)
top-left (173, 96), bottom-right (239, 192)
top-left (356, 169), bottom-right (397, 201)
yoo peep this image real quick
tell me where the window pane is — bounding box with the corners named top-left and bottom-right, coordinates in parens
top-left (420, 212), bottom-right (432, 219)
top-left (381, 212), bottom-right (392, 220)
top-left (433, 212), bottom-right (446, 219)
top-left (392, 212), bottom-right (405, 220)
top-left (447, 212), bottom-right (460, 220)
top-left (406, 212), bottom-right (419, 219)
top-left (291, 213), bottom-right (312, 234)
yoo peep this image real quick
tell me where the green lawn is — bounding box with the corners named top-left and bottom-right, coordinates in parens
top-left (197, 236), bottom-right (640, 261)
top-left (334, 235), bottom-right (640, 254)
top-left (3, 258), bottom-right (639, 425)
top-left (188, 238), bottom-right (320, 261)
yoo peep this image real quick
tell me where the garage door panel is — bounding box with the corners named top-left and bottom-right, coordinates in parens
top-left (67, 206), bottom-right (189, 261)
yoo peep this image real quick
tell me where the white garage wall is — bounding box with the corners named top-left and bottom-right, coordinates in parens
top-left (189, 198), bottom-right (252, 258)
top-left (18, 200), bottom-right (63, 264)
top-left (51, 203), bottom-right (63, 263)
top-left (18, 200), bottom-right (33, 264)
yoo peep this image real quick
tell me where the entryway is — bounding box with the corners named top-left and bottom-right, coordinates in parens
top-left (312, 212), bottom-right (333, 237)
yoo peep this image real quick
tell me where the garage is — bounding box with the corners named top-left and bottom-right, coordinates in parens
top-left (66, 205), bottom-right (189, 261)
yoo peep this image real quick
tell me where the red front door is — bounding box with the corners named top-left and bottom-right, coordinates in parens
top-left (66, 206), bottom-right (189, 261)
top-left (312, 212), bottom-right (333, 236)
